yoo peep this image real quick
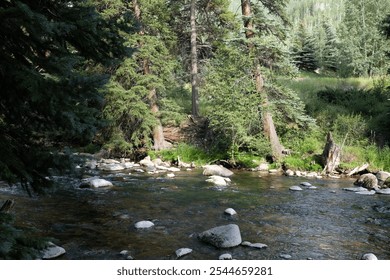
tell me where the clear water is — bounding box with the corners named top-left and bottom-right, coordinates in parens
top-left (1, 169), bottom-right (390, 260)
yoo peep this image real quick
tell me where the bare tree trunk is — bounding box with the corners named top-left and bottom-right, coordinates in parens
top-left (190, 0), bottom-right (200, 117)
top-left (133, 0), bottom-right (167, 150)
top-left (241, 0), bottom-right (284, 160)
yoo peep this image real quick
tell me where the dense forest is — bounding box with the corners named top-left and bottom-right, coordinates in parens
top-left (1, 0), bottom-right (390, 258)
top-left (1, 0), bottom-right (390, 188)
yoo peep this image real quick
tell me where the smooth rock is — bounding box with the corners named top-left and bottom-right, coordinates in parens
top-left (285, 169), bottom-right (295, 176)
top-left (306, 172), bottom-right (318, 177)
top-left (376, 171), bottom-right (390, 183)
top-left (361, 253), bottom-right (378, 260)
top-left (354, 173), bottom-right (378, 189)
top-left (135, 221), bottom-right (155, 229)
top-left (343, 187), bottom-right (367, 192)
top-left (167, 167), bottom-right (181, 172)
top-left (99, 163), bottom-right (125, 171)
top-left (255, 163), bottom-right (269, 171)
top-left (295, 171), bottom-right (302, 177)
top-left (219, 253), bottom-right (232, 260)
top-left (80, 178), bottom-right (113, 188)
top-left (356, 190), bottom-right (376, 195)
top-left (289, 186), bottom-right (303, 191)
top-left (375, 188), bottom-right (390, 195)
top-left (280, 254), bottom-right (292, 259)
top-left (224, 208), bottom-right (237, 216)
top-left (198, 224), bottom-right (242, 248)
top-left (41, 242), bottom-right (66, 259)
top-left (206, 175), bottom-right (229, 186)
top-left (300, 182), bottom-right (312, 187)
top-left (120, 250), bottom-right (129, 256)
top-left (166, 173), bottom-right (175, 178)
top-left (139, 156), bottom-right (155, 167)
top-left (175, 248), bottom-right (193, 258)
top-left (203, 165), bottom-right (233, 177)
top-left (269, 169), bottom-right (279, 174)
top-left (242, 241), bottom-right (267, 249)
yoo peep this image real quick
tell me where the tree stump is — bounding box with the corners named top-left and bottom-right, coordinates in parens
top-left (322, 132), bottom-right (341, 174)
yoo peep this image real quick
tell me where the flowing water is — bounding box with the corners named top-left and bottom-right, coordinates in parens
top-left (1, 169), bottom-right (390, 260)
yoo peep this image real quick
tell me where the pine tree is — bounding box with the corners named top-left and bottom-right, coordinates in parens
top-left (0, 0), bottom-right (127, 190)
top-left (292, 23), bottom-right (319, 72)
top-left (102, 0), bottom-right (177, 155)
top-left (322, 21), bottom-right (339, 72)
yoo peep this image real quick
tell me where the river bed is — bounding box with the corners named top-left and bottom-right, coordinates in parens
top-left (1, 169), bottom-right (390, 260)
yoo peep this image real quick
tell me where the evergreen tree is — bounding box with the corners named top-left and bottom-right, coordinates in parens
top-left (0, 0), bottom-right (127, 190)
top-left (338, 0), bottom-right (390, 76)
top-left (102, 0), bottom-right (177, 155)
top-left (322, 21), bottom-right (339, 72)
top-left (292, 23), bottom-right (319, 72)
top-left (168, 0), bottom-right (237, 115)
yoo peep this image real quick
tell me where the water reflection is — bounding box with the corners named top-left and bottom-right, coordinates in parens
top-left (1, 169), bottom-right (389, 260)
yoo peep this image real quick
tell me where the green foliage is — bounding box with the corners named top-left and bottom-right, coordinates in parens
top-left (0, 0), bottom-right (127, 189)
top-left (291, 24), bottom-right (319, 71)
top-left (0, 213), bottom-right (49, 260)
top-left (101, 0), bottom-right (178, 156)
top-left (149, 143), bottom-right (216, 166)
top-left (338, 0), bottom-right (390, 76)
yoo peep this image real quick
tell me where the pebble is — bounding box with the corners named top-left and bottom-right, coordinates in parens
top-left (224, 208), bottom-right (237, 216)
top-left (289, 186), bottom-right (303, 191)
top-left (279, 254), bottom-right (292, 259)
top-left (241, 241), bottom-right (268, 249)
top-left (134, 220), bottom-right (155, 229)
top-left (361, 253), bottom-right (378, 260)
top-left (175, 248), bottom-right (193, 258)
top-left (219, 253), bottom-right (232, 260)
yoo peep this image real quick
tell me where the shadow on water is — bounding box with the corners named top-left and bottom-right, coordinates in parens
top-left (1, 169), bottom-right (389, 260)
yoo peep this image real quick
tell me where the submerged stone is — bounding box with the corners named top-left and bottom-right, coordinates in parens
top-left (175, 248), bottom-right (193, 258)
top-left (41, 242), bottom-right (66, 259)
top-left (198, 224), bottom-right (242, 248)
top-left (289, 186), bottom-right (303, 191)
top-left (203, 165), bottom-right (233, 177)
top-left (135, 221), bottom-right (155, 229)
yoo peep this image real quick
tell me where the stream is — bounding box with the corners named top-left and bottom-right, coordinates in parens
top-left (1, 168), bottom-right (390, 260)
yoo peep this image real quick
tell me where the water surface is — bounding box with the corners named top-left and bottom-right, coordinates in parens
top-left (1, 169), bottom-right (389, 260)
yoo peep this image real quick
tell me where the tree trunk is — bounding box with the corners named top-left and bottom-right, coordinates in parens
top-left (133, 0), bottom-right (167, 150)
top-left (322, 132), bottom-right (341, 174)
top-left (240, 0), bottom-right (284, 160)
top-left (190, 0), bottom-right (200, 117)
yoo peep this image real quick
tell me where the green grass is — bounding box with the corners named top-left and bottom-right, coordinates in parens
top-left (148, 143), bottom-right (219, 166)
top-left (277, 72), bottom-right (375, 100)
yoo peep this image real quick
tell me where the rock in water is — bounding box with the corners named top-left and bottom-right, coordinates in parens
top-left (41, 242), bottom-right (66, 259)
top-left (375, 188), bottom-right (390, 195)
top-left (219, 253), bottom-right (233, 260)
top-left (376, 171), bottom-right (390, 187)
top-left (354, 173), bottom-right (378, 189)
top-left (203, 165), bottom-right (233, 177)
top-left (361, 253), bottom-right (378, 260)
top-left (289, 186), bottom-right (303, 191)
top-left (224, 208), bottom-right (237, 216)
top-left (198, 224), bottom-right (242, 248)
top-left (175, 248), bottom-right (193, 258)
top-left (80, 178), bottom-right (113, 188)
top-left (206, 175), bottom-right (228, 186)
top-left (134, 221), bottom-right (155, 229)
top-left (343, 187), bottom-right (367, 192)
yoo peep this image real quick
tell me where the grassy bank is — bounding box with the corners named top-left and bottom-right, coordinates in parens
top-left (279, 73), bottom-right (390, 172)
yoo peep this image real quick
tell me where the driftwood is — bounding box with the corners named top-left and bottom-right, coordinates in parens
top-left (322, 132), bottom-right (341, 174)
top-left (347, 163), bottom-right (370, 176)
top-left (0, 199), bottom-right (15, 213)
